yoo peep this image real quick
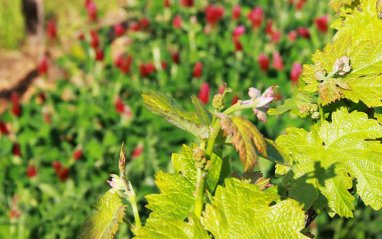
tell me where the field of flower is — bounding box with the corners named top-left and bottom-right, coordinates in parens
top-left (1, 0), bottom-right (382, 238)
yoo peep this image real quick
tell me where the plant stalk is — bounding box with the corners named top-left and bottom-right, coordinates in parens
top-left (194, 169), bottom-right (207, 219)
top-left (128, 190), bottom-right (142, 229)
top-left (223, 101), bottom-right (252, 115)
top-left (121, 175), bottom-right (142, 229)
top-left (194, 117), bottom-right (221, 219)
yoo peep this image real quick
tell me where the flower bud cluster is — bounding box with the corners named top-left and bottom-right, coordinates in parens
top-left (299, 103), bottom-right (320, 119)
top-left (212, 94), bottom-right (225, 111)
top-left (193, 147), bottom-right (212, 171)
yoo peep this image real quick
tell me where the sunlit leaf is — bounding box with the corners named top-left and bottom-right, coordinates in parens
top-left (332, 0), bottom-right (382, 45)
top-left (145, 143), bottom-right (223, 221)
top-left (230, 170), bottom-right (271, 190)
top-left (79, 190), bottom-right (126, 239)
top-left (201, 178), bottom-right (308, 239)
top-left (301, 32), bottom-right (382, 107)
top-left (145, 171), bottom-right (195, 221)
top-left (276, 108), bottom-right (382, 217)
top-left (172, 144), bottom-right (222, 193)
top-left (329, 0), bottom-right (356, 11)
top-left (134, 216), bottom-right (209, 239)
top-left (268, 90), bottom-right (316, 117)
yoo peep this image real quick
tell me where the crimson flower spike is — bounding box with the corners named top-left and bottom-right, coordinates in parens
top-left (27, 164), bottom-right (37, 178)
top-left (11, 92), bottom-right (22, 117)
top-left (193, 62), bottom-right (203, 78)
top-left (0, 120), bottom-right (9, 135)
top-left (232, 5), bottom-right (241, 20)
top-left (173, 15), bottom-right (182, 29)
top-left (114, 24), bottom-right (125, 37)
top-left (297, 27), bottom-right (310, 39)
top-left (290, 62), bottom-right (302, 83)
top-left (315, 15), bottom-right (329, 34)
top-left (272, 52), bottom-right (284, 71)
top-left (258, 54), bottom-right (270, 72)
top-left (47, 19), bottom-right (57, 40)
top-left (86, 1), bottom-right (98, 22)
top-left (38, 57), bottom-right (48, 76)
top-left (198, 82), bottom-right (210, 104)
top-left (247, 7), bottom-right (264, 29)
top-left (205, 5), bottom-right (225, 27)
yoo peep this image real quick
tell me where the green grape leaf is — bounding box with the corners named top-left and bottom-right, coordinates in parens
top-left (191, 95), bottom-right (213, 126)
top-left (348, 40), bottom-right (382, 77)
top-left (332, 0), bottom-right (382, 45)
top-left (217, 114), bottom-right (267, 170)
top-left (268, 90), bottom-right (316, 117)
top-left (201, 178), bottom-right (308, 239)
top-left (79, 190), bottom-right (126, 239)
top-left (301, 32), bottom-right (382, 107)
top-left (146, 142), bottom-right (225, 221)
top-left (230, 170), bottom-right (271, 190)
top-left (134, 216), bottom-right (209, 239)
top-left (301, 33), bottom-right (351, 104)
top-left (145, 171), bottom-right (195, 220)
top-left (341, 74), bottom-right (382, 107)
top-left (142, 91), bottom-right (211, 139)
top-left (262, 139), bottom-right (291, 165)
top-left (317, 78), bottom-right (344, 105)
top-left (329, 0), bottom-right (356, 11)
top-left (276, 108), bottom-right (382, 217)
top-left (172, 144), bottom-right (223, 193)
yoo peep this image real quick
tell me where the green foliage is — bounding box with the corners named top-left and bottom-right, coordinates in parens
top-left (230, 170), bottom-right (271, 190)
top-left (201, 178), bottom-right (308, 239)
top-left (332, 0), bottom-right (382, 44)
top-left (142, 91), bottom-right (212, 139)
top-left (172, 144), bottom-right (224, 193)
top-left (276, 108), bottom-right (382, 218)
top-left (268, 90), bottom-right (317, 117)
top-left (5, 0), bottom-right (380, 237)
top-left (301, 32), bottom-right (382, 106)
top-left (4, 0), bottom-right (333, 236)
top-left (79, 190), bottom-right (126, 239)
top-left (134, 217), bottom-right (209, 239)
top-left (145, 170), bottom-right (195, 221)
top-left (329, 0), bottom-right (356, 11)
top-left (79, 0), bottom-right (382, 237)
top-left (0, 0), bottom-right (24, 49)
top-left (144, 144), bottom-right (224, 221)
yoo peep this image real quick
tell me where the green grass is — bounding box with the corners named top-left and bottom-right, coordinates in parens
top-left (0, 0), bottom-right (25, 49)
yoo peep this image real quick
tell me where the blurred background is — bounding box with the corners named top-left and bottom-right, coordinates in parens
top-left (0, 0), bottom-right (381, 238)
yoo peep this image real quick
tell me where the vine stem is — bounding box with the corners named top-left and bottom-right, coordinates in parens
top-left (128, 188), bottom-right (142, 229)
top-left (194, 116), bottom-right (221, 219)
top-left (194, 169), bottom-right (207, 218)
top-left (120, 144), bottom-right (142, 229)
top-left (122, 181), bottom-right (142, 229)
top-left (222, 100), bottom-right (258, 116)
top-left (318, 104), bottom-right (324, 123)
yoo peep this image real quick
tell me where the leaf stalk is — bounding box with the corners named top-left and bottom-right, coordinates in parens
top-left (194, 117), bottom-right (221, 219)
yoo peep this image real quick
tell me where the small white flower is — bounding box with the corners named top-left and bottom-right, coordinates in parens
top-left (242, 86), bottom-right (276, 123)
top-left (108, 174), bottom-right (125, 191)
